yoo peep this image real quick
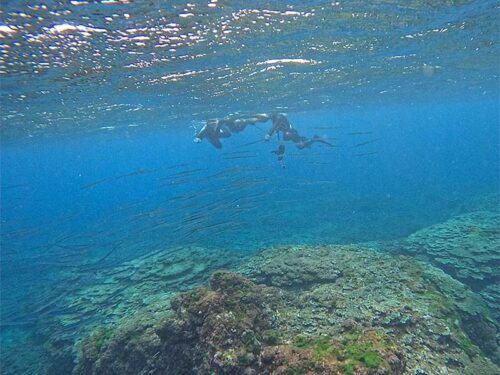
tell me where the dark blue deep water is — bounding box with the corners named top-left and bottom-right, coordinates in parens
top-left (0, 1), bottom-right (499, 374)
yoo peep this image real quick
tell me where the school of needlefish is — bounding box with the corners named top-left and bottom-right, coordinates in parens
top-left (0, 126), bottom-right (381, 328)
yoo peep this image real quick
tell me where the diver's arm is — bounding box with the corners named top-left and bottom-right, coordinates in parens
top-left (194, 125), bottom-right (207, 143)
top-left (218, 125), bottom-right (232, 138)
top-left (265, 121), bottom-right (279, 141)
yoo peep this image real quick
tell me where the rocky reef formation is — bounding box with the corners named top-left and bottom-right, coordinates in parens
top-left (75, 245), bottom-right (498, 375)
top-left (244, 245), bottom-right (499, 371)
top-left (75, 271), bottom-right (282, 375)
top-left (66, 245), bottom-right (250, 323)
top-left (399, 211), bottom-right (499, 289)
top-left (2, 245), bottom-right (247, 375)
top-left (393, 211), bottom-right (500, 325)
top-left (75, 271), bottom-right (404, 375)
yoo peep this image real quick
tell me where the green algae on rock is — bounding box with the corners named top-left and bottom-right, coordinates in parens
top-left (74, 271), bottom-right (283, 375)
top-left (290, 330), bottom-right (403, 374)
top-left (74, 271), bottom-right (404, 375)
top-left (242, 244), bottom-right (499, 374)
top-left (74, 245), bottom-right (498, 374)
top-left (39, 245), bottom-right (248, 375)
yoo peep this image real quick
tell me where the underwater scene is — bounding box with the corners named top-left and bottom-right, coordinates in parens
top-left (0, 1), bottom-right (499, 374)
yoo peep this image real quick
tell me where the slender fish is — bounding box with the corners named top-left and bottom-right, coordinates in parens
top-left (353, 138), bottom-right (382, 147)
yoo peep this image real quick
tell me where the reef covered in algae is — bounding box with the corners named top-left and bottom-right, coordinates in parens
top-left (75, 269), bottom-right (406, 375)
top-left (4, 204), bottom-right (498, 375)
top-left (2, 246), bottom-right (248, 375)
top-left (396, 211), bottom-right (499, 318)
top-left (73, 244), bottom-right (498, 375)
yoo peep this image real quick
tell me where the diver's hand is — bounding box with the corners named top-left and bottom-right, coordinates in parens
top-left (264, 134), bottom-right (271, 141)
top-left (194, 137), bottom-right (202, 143)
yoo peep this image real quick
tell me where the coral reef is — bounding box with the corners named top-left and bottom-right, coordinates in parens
top-left (75, 245), bottom-right (499, 375)
top-left (74, 271), bottom-right (283, 374)
top-left (63, 245), bottom-right (250, 329)
top-left (32, 245), bottom-right (247, 375)
top-left (246, 245), bottom-right (342, 287)
top-left (75, 271), bottom-right (404, 375)
top-left (399, 211), bottom-right (499, 290)
top-left (7, 207), bottom-right (498, 375)
top-left (392, 210), bottom-right (500, 340)
top-left (243, 245), bottom-right (499, 371)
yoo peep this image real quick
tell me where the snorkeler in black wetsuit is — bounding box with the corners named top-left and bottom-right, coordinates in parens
top-left (194, 119), bottom-right (231, 149)
top-left (194, 114), bottom-right (270, 148)
top-left (195, 112), bottom-right (331, 150)
top-left (226, 113), bottom-right (270, 133)
top-left (264, 113), bottom-right (333, 149)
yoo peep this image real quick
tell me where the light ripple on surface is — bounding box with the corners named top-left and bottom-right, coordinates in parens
top-left (0, 0), bottom-right (498, 140)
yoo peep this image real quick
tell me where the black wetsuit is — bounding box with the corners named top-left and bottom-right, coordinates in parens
top-left (267, 113), bottom-right (292, 139)
top-left (226, 115), bottom-right (269, 133)
top-left (267, 113), bottom-right (333, 149)
top-left (196, 115), bottom-right (269, 148)
top-left (272, 144), bottom-right (286, 161)
top-left (195, 120), bottom-right (231, 149)
top-left (225, 119), bottom-right (246, 133)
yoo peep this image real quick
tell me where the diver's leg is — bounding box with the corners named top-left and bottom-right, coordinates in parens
top-left (265, 122), bottom-right (280, 141)
top-left (208, 137), bottom-right (223, 148)
top-left (219, 126), bottom-right (232, 138)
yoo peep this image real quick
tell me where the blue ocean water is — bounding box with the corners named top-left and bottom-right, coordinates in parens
top-left (0, 1), bottom-right (499, 374)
